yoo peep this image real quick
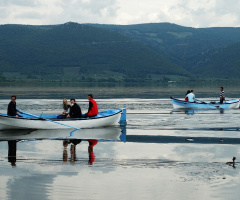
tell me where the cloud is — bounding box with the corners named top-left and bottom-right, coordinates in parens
top-left (167, 0), bottom-right (240, 27)
top-left (54, 0), bottom-right (119, 24)
top-left (0, 0), bottom-right (240, 27)
top-left (0, 0), bottom-right (40, 7)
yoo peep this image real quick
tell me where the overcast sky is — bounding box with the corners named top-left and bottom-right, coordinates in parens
top-left (0, 0), bottom-right (240, 27)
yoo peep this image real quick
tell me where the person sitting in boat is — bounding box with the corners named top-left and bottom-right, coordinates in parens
top-left (186, 90), bottom-right (196, 103)
top-left (7, 95), bottom-right (19, 117)
top-left (58, 99), bottom-right (71, 119)
top-left (67, 98), bottom-right (82, 118)
top-left (220, 87), bottom-right (225, 104)
top-left (85, 94), bottom-right (98, 117)
top-left (185, 90), bottom-right (190, 101)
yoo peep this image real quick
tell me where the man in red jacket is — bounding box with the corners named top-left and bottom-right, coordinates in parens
top-left (86, 94), bottom-right (98, 117)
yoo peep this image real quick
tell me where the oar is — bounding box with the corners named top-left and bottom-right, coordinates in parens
top-left (195, 98), bottom-right (206, 104)
top-left (17, 109), bottom-right (80, 130)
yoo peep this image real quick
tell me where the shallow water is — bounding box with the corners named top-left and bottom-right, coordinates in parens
top-left (1, 98), bottom-right (240, 200)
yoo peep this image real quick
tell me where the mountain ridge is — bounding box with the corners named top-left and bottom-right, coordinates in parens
top-left (1, 22), bottom-right (240, 82)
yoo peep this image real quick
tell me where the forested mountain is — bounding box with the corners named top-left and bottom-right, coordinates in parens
top-left (1, 22), bottom-right (240, 82)
top-left (0, 22), bottom-right (191, 82)
top-left (192, 42), bottom-right (240, 79)
top-left (93, 23), bottom-right (240, 79)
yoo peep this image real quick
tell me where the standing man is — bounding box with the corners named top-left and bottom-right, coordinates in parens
top-left (187, 90), bottom-right (195, 103)
top-left (67, 98), bottom-right (82, 118)
top-left (220, 87), bottom-right (225, 104)
top-left (7, 95), bottom-right (19, 117)
top-left (86, 94), bottom-right (98, 117)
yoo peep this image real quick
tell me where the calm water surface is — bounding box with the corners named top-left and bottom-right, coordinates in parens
top-left (1, 93), bottom-right (240, 199)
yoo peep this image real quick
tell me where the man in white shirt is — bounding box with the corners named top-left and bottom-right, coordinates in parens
top-left (187, 90), bottom-right (195, 102)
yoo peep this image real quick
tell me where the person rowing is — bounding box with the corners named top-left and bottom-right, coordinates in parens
top-left (7, 95), bottom-right (20, 117)
top-left (220, 87), bottom-right (225, 104)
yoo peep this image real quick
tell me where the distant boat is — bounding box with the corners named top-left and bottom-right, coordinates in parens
top-left (170, 97), bottom-right (240, 109)
top-left (0, 108), bottom-right (126, 130)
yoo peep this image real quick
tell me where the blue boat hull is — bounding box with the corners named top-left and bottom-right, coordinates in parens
top-left (170, 97), bottom-right (240, 109)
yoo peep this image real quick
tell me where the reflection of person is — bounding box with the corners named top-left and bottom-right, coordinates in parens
top-left (7, 95), bottom-right (19, 117)
top-left (185, 90), bottom-right (190, 101)
top-left (187, 90), bottom-right (195, 102)
top-left (62, 139), bottom-right (82, 163)
top-left (62, 140), bottom-right (69, 163)
top-left (220, 87), bottom-right (225, 104)
top-left (88, 140), bottom-right (98, 165)
top-left (67, 98), bottom-right (82, 118)
top-left (70, 139), bottom-right (82, 163)
top-left (85, 94), bottom-right (98, 117)
top-left (8, 140), bottom-right (17, 167)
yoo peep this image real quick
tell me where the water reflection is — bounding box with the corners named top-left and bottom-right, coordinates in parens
top-left (8, 140), bottom-right (17, 167)
top-left (69, 139), bottom-right (82, 163)
top-left (62, 139), bottom-right (98, 164)
top-left (88, 140), bottom-right (98, 165)
top-left (170, 109), bottom-right (195, 115)
top-left (2, 126), bottom-right (126, 167)
top-left (171, 108), bottom-right (225, 114)
top-left (0, 126), bottom-right (126, 141)
top-left (63, 139), bottom-right (98, 165)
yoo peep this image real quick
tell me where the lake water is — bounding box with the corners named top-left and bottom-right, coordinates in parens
top-left (1, 85), bottom-right (240, 200)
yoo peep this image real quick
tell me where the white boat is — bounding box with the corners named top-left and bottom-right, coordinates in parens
top-left (170, 97), bottom-right (240, 109)
top-left (0, 108), bottom-right (126, 130)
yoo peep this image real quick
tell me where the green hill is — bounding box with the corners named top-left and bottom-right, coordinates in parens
top-left (192, 42), bottom-right (240, 79)
top-left (0, 22), bottom-right (191, 82)
top-left (93, 23), bottom-right (240, 79)
top-left (1, 22), bottom-right (240, 82)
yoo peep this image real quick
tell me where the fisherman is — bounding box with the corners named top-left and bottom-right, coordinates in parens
top-left (186, 90), bottom-right (195, 103)
top-left (85, 94), bottom-right (98, 117)
top-left (7, 95), bottom-right (19, 117)
top-left (67, 98), bottom-right (82, 118)
top-left (220, 87), bottom-right (225, 104)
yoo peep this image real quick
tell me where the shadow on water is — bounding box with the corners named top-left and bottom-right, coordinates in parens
top-left (126, 135), bottom-right (240, 144)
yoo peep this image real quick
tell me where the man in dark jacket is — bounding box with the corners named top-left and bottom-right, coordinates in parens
top-left (67, 98), bottom-right (82, 118)
top-left (7, 95), bottom-right (19, 117)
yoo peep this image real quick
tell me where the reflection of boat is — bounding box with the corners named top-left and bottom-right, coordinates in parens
top-left (170, 109), bottom-right (195, 114)
top-left (170, 97), bottom-right (240, 109)
top-left (0, 126), bottom-right (126, 142)
top-left (0, 108), bottom-right (126, 130)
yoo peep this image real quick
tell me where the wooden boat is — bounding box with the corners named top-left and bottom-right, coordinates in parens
top-left (0, 108), bottom-right (126, 130)
top-left (170, 97), bottom-right (240, 109)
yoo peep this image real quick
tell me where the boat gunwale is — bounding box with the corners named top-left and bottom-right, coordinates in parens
top-left (170, 97), bottom-right (239, 105)
top-left (0, 109), bottom-right (122, 121)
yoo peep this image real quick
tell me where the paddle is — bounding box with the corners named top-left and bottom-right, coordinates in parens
top-left (17, 109), bottom-right (80, 130)
top-left (195, 98), bottom-right (206, 104)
